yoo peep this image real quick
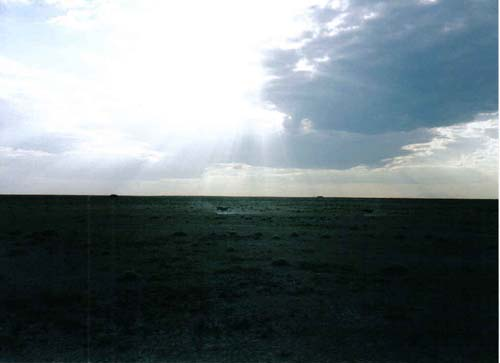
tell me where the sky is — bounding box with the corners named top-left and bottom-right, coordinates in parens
top-left (0, 0), bottom-right (498, 198)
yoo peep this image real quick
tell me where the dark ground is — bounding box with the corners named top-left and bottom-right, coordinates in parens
top-left (0, 195), bottom-right (497, 362)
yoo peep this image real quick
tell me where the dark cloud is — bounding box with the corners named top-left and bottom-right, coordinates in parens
top-left (226, 128), bottom-right (429, 169)
top-left (263, 0), bottom-right (498, 134)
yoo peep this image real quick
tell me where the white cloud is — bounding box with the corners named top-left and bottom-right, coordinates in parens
top-left (0, 0), bottom-right (32, 5)
top-left (362, 12), bottom-right (378, 21)
top-left (419, 0), bottom-right (439, 5)
top-left (329, 0), bottom-right (349, 11)
top-left (294, 58), bottom-right (316, 73)
top-left (387, 113), bottom-right (498, 173)
top-left (44, 0), bottom-right (90, 9)
top-left (300, 118), bottom-right (314, 133)
top-left (293, 56), bottom-right (330, 74)
top-left (314, 55), bottom-right (330, 63)
top-left (0, 146), bottom-right (52, 158)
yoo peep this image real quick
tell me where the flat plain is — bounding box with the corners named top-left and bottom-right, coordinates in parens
top-left (0, 195), bottom-right (497, 362)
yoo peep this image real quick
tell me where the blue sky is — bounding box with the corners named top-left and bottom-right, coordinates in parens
top-left (0, 0), bottom-right (498, 197)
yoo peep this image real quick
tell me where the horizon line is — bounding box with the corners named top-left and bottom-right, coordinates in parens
top-left (0, 193), bottom-right (497, 201)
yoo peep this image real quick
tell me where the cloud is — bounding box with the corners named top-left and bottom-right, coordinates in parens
top-left (0, 0), bottom-right (496, 197)
top-left (224, 127), bottom-right (430, 169)
top-left (387, 113), bottom-right (498, 172)
top-left (0, 0), bottom-right (31, 5)
top-left (263, 0), bottom-right (498, 134)
top-left (189, 114), bottom-right (498, 198)
top-left (1, 113), bottom-right (496, 197)
top-left (195, 162), bottom-right (497, 199)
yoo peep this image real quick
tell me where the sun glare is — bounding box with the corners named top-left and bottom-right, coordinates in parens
top-left (57, 0), bottom-right (322, 138)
